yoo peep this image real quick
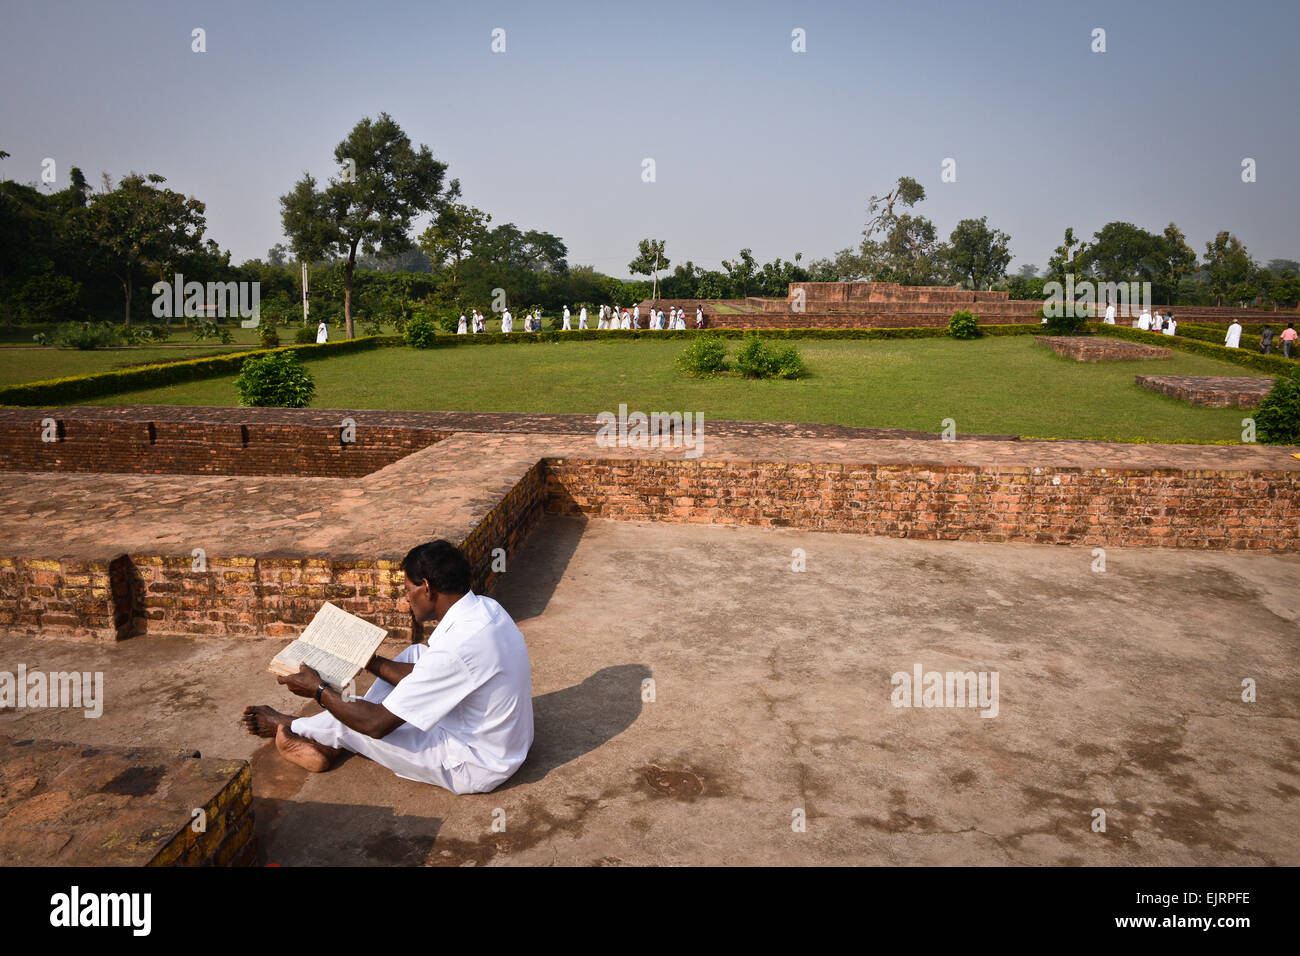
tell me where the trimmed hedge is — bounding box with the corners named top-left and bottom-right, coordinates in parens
top-left (0, 336), bottom-right (395, 407)
top-left (1094, 325), bottom-right (1295, 375)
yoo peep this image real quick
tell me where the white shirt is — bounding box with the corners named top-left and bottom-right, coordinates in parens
top-left (501, 310), bottom-right (512, 333)
top-left (1105, 304), bottom-right (1116, 324)
top-left (1138, 312), bottom-right (1151, 330)
top-left (1163, 320), bottom-right (1176, 336)
top-left (1225, 323), bottom-right (1242, 348)
top-left (316, 324), bottom-right (328, 343)
top-left (381, 590), bottom-right (534, 784)
top-left (579, 307), bottom-right (587, 328)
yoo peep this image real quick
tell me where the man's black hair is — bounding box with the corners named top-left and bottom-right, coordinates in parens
top-left (400, 540), bottom-right (471, 594)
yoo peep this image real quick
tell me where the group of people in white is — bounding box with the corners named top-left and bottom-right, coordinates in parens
top-left (455, 304), bottom-right (705, 334)
top-left (1097, 302), bottom-right (1179, 335)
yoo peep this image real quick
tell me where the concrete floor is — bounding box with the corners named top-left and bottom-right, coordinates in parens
top-left (2, 515), bottom-right (1297, 865)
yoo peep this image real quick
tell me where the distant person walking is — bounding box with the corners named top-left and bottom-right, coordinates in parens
top-left (457, 314), bottom-right (467, 335)
top-left (579, 306), bottom-right (588, 330)
top-left (562, 306), bottom-right (571, 331)
top-left (316, 321), bottom-right (328, 344)
top-left (1104, 302), bottom-right (1116, 324)
top-left (1281, 323), bottom-right (1297, 359)
top-left (1260, 325), bottom-right (1274, 354)
top-left (1224, 320), bottom-right (1243, 349)
top-left (1163, 314), bottom-right (1177, 336)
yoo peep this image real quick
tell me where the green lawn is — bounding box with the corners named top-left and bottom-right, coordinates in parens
top-left (0, 345), bottom-right (253, 385)
top-left (65, 336), bottom-right (1277, 443)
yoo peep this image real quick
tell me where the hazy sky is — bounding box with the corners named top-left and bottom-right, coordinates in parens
top-left (2, 0), bottom-right (1297, 277)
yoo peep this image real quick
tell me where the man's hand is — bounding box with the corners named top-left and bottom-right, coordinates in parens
top-left (278, 663), bottom-right (323, 699)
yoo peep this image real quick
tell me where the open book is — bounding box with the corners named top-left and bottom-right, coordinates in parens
top-left (268, 602), bottom-right (388, 693)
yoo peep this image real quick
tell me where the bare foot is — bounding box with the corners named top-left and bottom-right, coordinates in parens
top-left (241, 705), bottom-right (292, 738)
top-left (275, 723), bottom-right (340, 773)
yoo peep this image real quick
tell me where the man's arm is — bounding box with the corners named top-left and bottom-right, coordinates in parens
top-left (279, 665), bottom-right (404, 739)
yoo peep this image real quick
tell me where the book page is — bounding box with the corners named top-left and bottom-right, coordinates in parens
top-left (268, 602), bottom-right (388, 691)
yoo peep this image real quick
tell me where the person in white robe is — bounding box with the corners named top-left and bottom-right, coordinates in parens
top-left (501, 309), bottom-right (513, 333)
top-left (597, 307), bottom-right (607, 330)
top-left (317, 321), bottom-right (329, 344)
top-left (657, 310), bottom-right (666, 330)
top-left (621, 310), bottom-right (631, 330)
top-left (579, 306), bottom-right (588, 329)
top-left (1104, 303), bottom-right (1116, 325)
top-left (676, 312), bottom-right (686, 330)
top-left (562, 306), bottom-right (571, 331)
top-left (1138, 309), bottom-right (1152, 331)
top-left (633, 305), bottom-right (640, 328)
top-left (1163, 316), bottom-right (1177, 336)
top-left (696, 307), bottom-right (704, 329)
top-left (457, 314), bottom-right (467, 335)
top-left (1224, 321), bottom-right (1242, 348)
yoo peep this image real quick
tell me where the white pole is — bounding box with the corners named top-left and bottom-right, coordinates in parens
top-left (302, 262), bottom-right (309, 325)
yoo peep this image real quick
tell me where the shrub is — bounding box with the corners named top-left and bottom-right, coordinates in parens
top-left (145, 324), bottom-right (172, 343)
top-left (361, 317), bottom-right (383, 337)
top-left (404, 314), bottom-right (439, 348)
top-left (948, 310), bottom-right (981, 339)
top-left (732, 335), bottom-right (807, 379)
top-left (53, 321), bottom-right (119, 349)
top-left (1040, 310), bottom-right (1088, 335)
top-left (676, 334), bottom-right (729, 376)
top-left (32, 331), bottom-right (48, 346)
top-left (1254, 368), bottom-right (1300, 445)
top-left (769, 344), bottom-right (808, 379)
top-left (234, 351), bottom-right (316, 408)
top-left (258, 324), bottom-right (281, 349)
top-left (294, 326), bottom-right (317, 344)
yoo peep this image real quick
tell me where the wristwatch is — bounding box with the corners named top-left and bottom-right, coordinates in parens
top-left (315, 682), bottom-right (327, 705)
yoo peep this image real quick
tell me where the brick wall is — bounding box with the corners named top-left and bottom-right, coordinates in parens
top-left (544, 458), bottom-right (1300, 551)
top-left (0, 418), bottom-right (442, 477)
top-left (1, 462), bottom-right (548, 641)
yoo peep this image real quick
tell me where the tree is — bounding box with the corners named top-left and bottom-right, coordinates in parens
top-left (721, 248), bottom-right (759, 297)
top-left (417, 178), bottom-right (490, 290)
top-left (947, 217), bottom-right (1012, 289)
top-left (1046, 227), bottom-right (1089, 283)
top-left (1077, 222), bottom-right (1160, 287)
top-left (1016, 263), bottom-right (1040, 278)
top-left (1202, 232), bottom-right (1254, 307)
top-left (629, 239), bottom-right (670, 300)
top-left (1156, 223), bottom-right (1197, 305)
top-left (860, 176), bottom-right (946, 284)
top-left (280, 113), bottom-right (449, 338)
top-left (79, 172), bottom-right (206, 325)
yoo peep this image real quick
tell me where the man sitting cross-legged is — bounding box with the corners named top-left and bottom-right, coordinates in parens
top-left (241, 540), bottom-right (534, 795)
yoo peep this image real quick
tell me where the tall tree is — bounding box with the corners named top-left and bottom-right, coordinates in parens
top-left (280, 113), bottom-right (448, 338)
top-left (629, 239), bottom-right (670, 300)
top-left (947, 217), bottom-right (1012, 289)
top-left (1155, 223), bottom-right (1197, 305)
top-left (1046, 227), bottom-right (1089, 283)
top-left (417, 178), bottom-right (491, 290)
top-left (1078, 222), bottom-right (1161, 288)
top-left (1202, 231), bottom-right (1254, 307)
top-left (861, 176), bottom-right (945, 284)
top-left (79, 172), bottom-right (206, 325)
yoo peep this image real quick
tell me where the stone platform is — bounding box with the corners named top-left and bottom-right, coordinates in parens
top-left (0, 733), bottom-right (253, 865)
top-left (1136, 375), bottom-right (1276, 408)
top-left (1036, 336), bottom-right (1172, 362)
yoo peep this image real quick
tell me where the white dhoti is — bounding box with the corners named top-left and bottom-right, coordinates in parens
top-left (290, 644), bottom-right (508, 794)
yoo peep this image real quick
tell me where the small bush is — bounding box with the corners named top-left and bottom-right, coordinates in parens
top-left (1040, 311), bottom-right (1088, 335)
top-left (53, 321), bottom-right (119, 349)
top-left (193, 320), bottom-right (232, 344)
top-left (404, 315), bottom-right (439, 348)
top-left (294, 326), bottom-right (317, 344)
top-left (769, 344), bottom-right (808, 379)
top-left (258, 324), bottom-right (281, 349)
top-left (145, 325), bottom-right (172, 343)
top-left (732, 335), bottom-right (807, 379)
top-left (676, 334), bottom-right (729, 376)
top-left (234, 351), bottom-right (316, 408)
top-left (948, 310), bottom-right (981, 339)
top-left (1254, 368), bottom-right (1300, 444)
top-left (361, 317), bottom-right (382, 337)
